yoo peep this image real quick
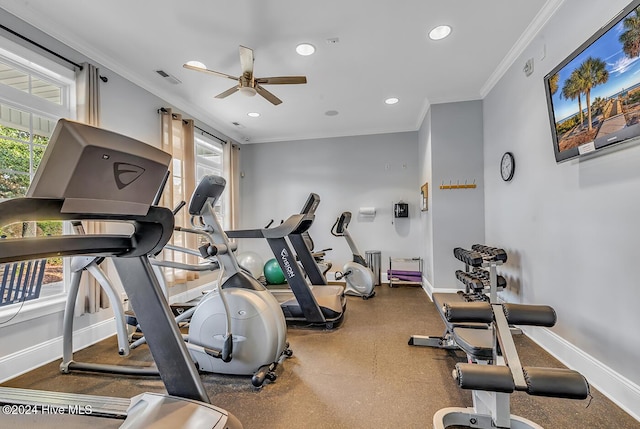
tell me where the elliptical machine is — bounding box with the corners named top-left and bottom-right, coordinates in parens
top-left (331, 211), bottom-right (376, 299)
top-left (177, 175), bottom-right (291, 386)
top-left (64, 174), bottom-right (290, 387)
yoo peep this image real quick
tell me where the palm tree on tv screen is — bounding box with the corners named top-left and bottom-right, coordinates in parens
top-left (576, 57), bottom-right (609, 131)
top-left (562, 72), bottom-right (584, 126)
top-left (620, 6), bottom-right (640, 58)
top-left (549, 73), bottom-right (559, 96)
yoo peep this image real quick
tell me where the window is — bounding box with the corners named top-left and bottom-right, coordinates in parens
top-left (195, 133), bottom-right (225, 224)
top-left (0, 105), bottom-right (57, 198)
top-left (0, 36), bottom-right (75, 305)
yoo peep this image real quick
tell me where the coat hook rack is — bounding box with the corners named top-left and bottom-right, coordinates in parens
top-left (439, 179), bottom-right (477, 190)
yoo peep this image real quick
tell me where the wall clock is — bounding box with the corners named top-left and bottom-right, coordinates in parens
top-left (500, 152), bottom-right (515, 181)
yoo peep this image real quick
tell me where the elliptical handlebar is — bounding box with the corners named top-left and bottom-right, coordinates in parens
top-left (264, 219), bottom-right (284, 228)
top-left (172, 200), bottom-right (186, 216)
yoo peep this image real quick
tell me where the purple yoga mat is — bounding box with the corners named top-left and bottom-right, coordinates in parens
top-left (387, 269), bottom-right (421, 276)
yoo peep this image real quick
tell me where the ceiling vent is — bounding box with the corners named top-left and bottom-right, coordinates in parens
top-left (155, 70), bottom-right (182, 84)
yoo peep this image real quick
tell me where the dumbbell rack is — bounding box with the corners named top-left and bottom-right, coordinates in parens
top-left (453, 245), bottom-right (507, 303)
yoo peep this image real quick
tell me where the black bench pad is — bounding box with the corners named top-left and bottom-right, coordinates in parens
top-left (432, 293), bottom-right (489, 329)
top-left (451, 327), bottom-right (494, 360)
top-left (454, 363), bottom-right (590, 399)
top-left (455, 363), bottom-right (514, 393)
top-left (523, 366), bottom-right (590, 399)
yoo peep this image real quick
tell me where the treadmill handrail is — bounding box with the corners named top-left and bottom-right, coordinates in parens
top-left (228, 213), bottom-right (314, 239)
top-left (0, 198), bottom-right (174, 263)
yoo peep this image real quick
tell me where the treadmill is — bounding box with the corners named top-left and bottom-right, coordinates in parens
top-left (0, 119), bottom-right (241, 428)
top-left (228, 194), bottom-right (346, 329)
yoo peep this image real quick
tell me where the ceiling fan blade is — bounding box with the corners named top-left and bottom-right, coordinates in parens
top-left (255, 76), bottom-right (307, 85)
top-left (255, 84), bottom-right (282, 105)
top-left (239, 45), bottom-right (254, 76)
top-left (215, 86), bottom-right (240, 99)
top-left (183, 63), bottom-right (238, 81)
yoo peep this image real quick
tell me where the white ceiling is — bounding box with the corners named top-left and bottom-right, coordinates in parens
top-left (0, 0), bottom-right (558, 143)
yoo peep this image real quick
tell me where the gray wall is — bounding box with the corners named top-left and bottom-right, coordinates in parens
top-left (483, 0), bottom-right (640, 413)
top-left (238, 132), bottom-right (421, 273)
top-left (417, 101), bottom-right (485, 289)
top-left (100, 71), bottom-right (164, 147)
top-left (431, 101), bottom-right (485, 289)
top-left (417, 108), bottom-right (433, 284)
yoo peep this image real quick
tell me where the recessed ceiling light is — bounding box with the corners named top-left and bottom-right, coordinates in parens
top-left (185, 60), bottom-right (207, 69)
top-left (385, 97), bottom-right (399, 105)
top-left (296, 43), bottom-right (316, 56)
top-left (247, 112), bottom-right (260, 118)
top-left (429, 25), bottom-right (452, 40)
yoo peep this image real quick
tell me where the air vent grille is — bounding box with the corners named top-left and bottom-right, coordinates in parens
top-left (155, 70), bottom-right (181, 84)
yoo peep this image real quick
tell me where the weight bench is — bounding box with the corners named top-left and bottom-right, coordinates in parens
top-left (434, 301), bottom-right (590, 429)
top-left (408, 292), bottom-right (491, 352)
top-left (409, 245), bottom-right (509, 351)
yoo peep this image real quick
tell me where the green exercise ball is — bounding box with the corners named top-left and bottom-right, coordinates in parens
top-left (264, 258), bottom-right (286, 285)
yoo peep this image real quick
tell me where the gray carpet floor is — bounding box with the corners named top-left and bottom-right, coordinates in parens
top-left (2, 284), bottom-right (638, 428)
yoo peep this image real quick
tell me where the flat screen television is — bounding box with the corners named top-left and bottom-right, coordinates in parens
top-left (544, 0), bottom-right (640, 163)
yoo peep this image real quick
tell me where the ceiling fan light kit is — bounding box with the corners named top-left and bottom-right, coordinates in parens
top-left (183, 45), bottom-right (307, 105)
top-left (239, 86), bottom-right (257, 97)
top-left (185, 60), bottom-right (207, 69)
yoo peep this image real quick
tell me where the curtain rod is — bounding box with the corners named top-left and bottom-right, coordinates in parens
top-left (195, 125), bottom-right (227, 144)
top-left (158, 107), bottom-right (227, 144)
top-left (0, 22), bottom-right (83, 70)
top-left (0, 23), bottom-right (108, 82)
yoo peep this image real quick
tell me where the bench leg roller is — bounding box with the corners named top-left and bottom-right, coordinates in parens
top-left (455, 363), bottom-right (515, 393)
top-left (523, 366), bottom-right (590, 399)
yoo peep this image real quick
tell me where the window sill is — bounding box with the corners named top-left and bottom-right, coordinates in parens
top-left (0, 295), bottom-right (67, 327)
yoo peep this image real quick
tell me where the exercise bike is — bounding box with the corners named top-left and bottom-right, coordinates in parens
top-left (331, 211), bottom-right (376, 299)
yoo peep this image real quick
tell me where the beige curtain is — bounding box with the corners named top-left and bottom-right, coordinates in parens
top-left (159, 108), bottom-right (198, 287)
top-left (74, 62), bottom-right (107, 315)
top-left (223, 141), bottom-right (241, 230)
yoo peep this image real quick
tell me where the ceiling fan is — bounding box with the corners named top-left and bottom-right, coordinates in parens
top-left (183, 45), bottom-right (307, 105)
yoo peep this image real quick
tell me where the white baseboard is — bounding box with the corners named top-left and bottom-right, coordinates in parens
top-left (422, 277), bottom-right (461, 299)
top-left (0, 280), bottom-right (215, 384)
top-left (522, 326), bottom-right (640, 422)
top-left (0, 318), bottom-right (117, 383)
